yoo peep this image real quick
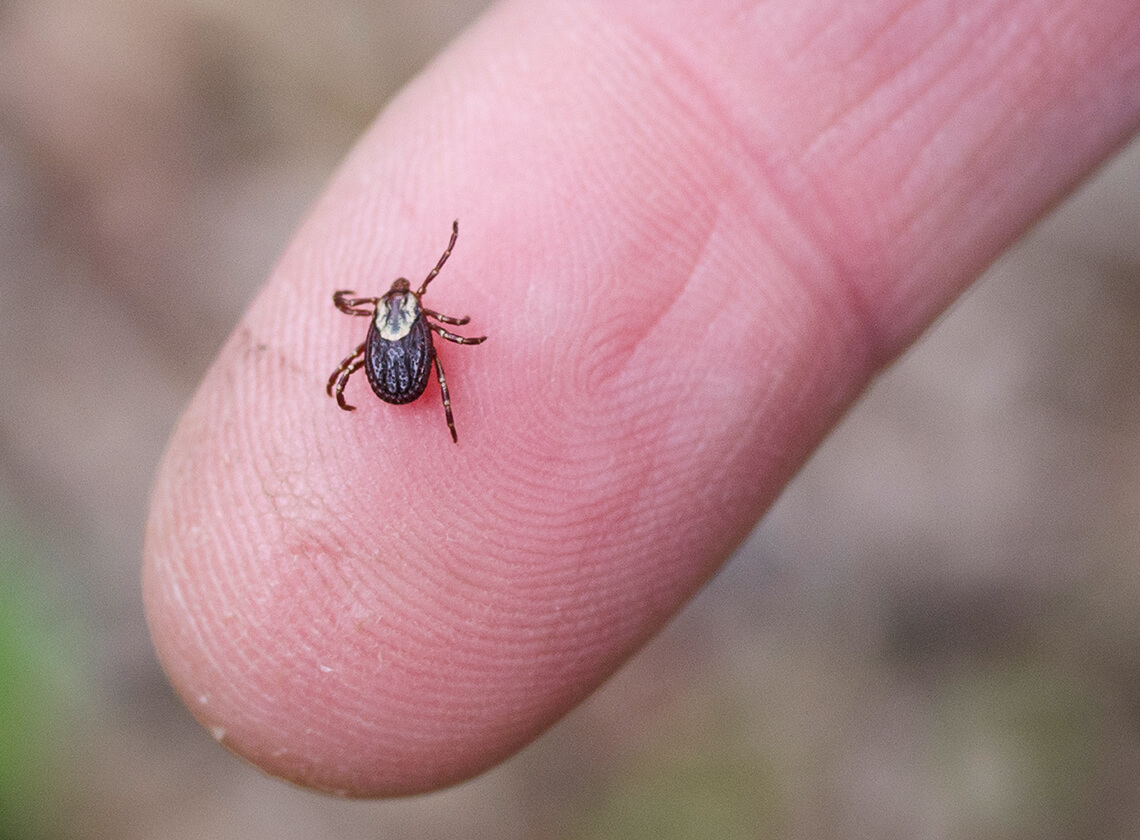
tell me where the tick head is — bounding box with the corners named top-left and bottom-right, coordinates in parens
top-left (389, 278), bottom-right (412, 293)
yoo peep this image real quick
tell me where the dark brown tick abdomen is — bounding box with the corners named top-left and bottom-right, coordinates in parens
top-left (364, 315), bottom-right (433, 404)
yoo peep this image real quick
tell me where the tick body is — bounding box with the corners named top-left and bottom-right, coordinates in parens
top-left (326, 220), bottom-right (486, 443)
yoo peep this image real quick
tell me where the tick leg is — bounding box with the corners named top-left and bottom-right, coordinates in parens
top-left (430, 323), bottom-right (487, 345)
top-left (333, 290), bottom-right (379, 316)
top-left (433, 354), bottom-right (458, 444)
top-left (332, 358), bottom-right (366, 410)
top-left (327, 342), bottom-right (365, 395)
top-left (416, 220), bottom-right (459, 296)
top-left (327, 342), bottom-right (366, 410)
top-left (423, 308), bottom-right (470, 326)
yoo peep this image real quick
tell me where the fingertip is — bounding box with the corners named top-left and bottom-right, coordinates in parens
top-left (142, 0), bottom-right (1140, 798)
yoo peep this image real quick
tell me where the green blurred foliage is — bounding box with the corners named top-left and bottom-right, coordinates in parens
top-left (572, 702), bottom-right (784, 840)
top-left (0, 519), bottom-right (83, 840)
top-left (934, 659), bottom-right (1102, 839)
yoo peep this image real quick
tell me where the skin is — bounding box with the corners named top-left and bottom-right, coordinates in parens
top-left (142, 0), bottom-right (1140, 796)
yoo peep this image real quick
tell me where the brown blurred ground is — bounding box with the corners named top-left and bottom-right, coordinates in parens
top-left (1, 2), bottom-right (1139, 838)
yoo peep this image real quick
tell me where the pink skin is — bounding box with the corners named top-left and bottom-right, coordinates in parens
top-left (143, 0), bottom-right (1140, 796)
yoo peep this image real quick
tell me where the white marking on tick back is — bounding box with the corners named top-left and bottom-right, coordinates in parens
top-left (376, 293), bottom-right (419, 341)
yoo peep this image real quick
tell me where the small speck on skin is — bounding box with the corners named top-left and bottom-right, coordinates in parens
top-left (197, 695), bottom-right (209, 705)
top-left (210, 726), bottom-right (226, 742)
top-left (318, 664), bottom-right (333, 673)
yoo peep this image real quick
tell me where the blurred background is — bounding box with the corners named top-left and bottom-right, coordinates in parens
top-left (1, 1), bottom-right (1140, 838)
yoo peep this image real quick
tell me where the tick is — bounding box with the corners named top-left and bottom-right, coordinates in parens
top-left (326, 220), bottom-right (486, 443)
